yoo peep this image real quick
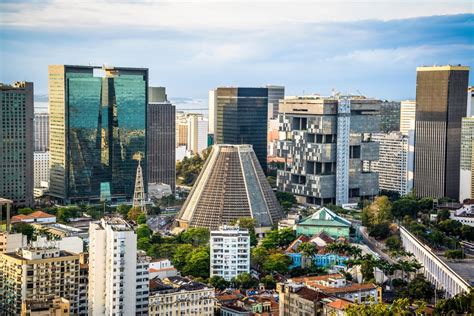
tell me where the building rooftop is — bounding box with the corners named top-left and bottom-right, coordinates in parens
top-left (150, 276), bottom-right (212, 294)
top-left (326, 298), bottom-right (352, 310)
top-left (417, 65), bottom-right (470, 72)
top-left (297, 208), bottom-right (352, 228)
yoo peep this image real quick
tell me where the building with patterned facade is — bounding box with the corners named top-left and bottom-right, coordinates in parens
top-left (460, 117), bottom-right (474, 201)
top-left (413, 65), bottom-right (469, 199)
top-left (174, 144), bottom-right (283, 233)
top-left (48, 65), bottom-right (148, 203)
top-left (147, 87), bottom-right (176, 191)
top-left (34, 112), bottom-right (49, 151)
top-left (379, 101), bottom-right (400, 132)
top-left (0, 246), bottom-right (80, 315)
top-left (212, 87), bottom-right (269, 171)
top-left (276, 96), bottom-right (380, 206)
top-left (400, 100), bottom-right (416, 136)
top-left (0, 82), bottom-right (34, 206)
top-left (34, 151), bottom-right (50, 188)
top-left (267, 85), bottom-right (285, 120)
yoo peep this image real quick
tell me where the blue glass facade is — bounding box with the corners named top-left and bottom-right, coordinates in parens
top-left (62, 66), bottom-right (148, 202)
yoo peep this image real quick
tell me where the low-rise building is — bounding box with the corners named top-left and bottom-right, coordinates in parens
top-left (210, 225), bottom-right (250, 281)
top-left (11, 210), bottom-right (56, 224)
top-left (21, 297), bottom-right (70, 316)
top-left (148, 276), bottom-right (215, 316)
top-left (295, 208), bottom-right (351, 239)
top-left (450, 203), bottom-right (474, 227)
top-left (31, 223), bottom-right (88, 239)
top-left (149, 258), bottom-right (178, 279)
top-left (0, 246), bottom-right (80, 315)
top-left (277, 282), bottom-right (329, 316)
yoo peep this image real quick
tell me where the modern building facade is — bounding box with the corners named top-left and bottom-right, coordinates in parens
top-left (176, 112), bottom-right (209, 157)
top-left (379, 101), bottom-right (401, 132)
top-left (467, 87), bottom-right (474, 117)
top-left (413, 65), bottom-right (470, 199)
top-left (267, 85), bottom-right (285, 119)
top-left (88, 217), bottom-right (138, 316)
top-left (276, 96), bottom-right (380, 206)
top-left (371, 132), bottom-right (413, 196)
top-left (34, 151), bottom-right (50, 188)
top-left (460, 117), bottom-right (474, 201)
top-left (0, 82), bottom-right (34, 207)
top-left (48, 65), bottom-right (148, 203)
top-left (147, 87), bottom-right (176, 191)
top-left (174, 144), bottom-right (284, 233)
top-left (0, 246), bottom-right (80, 315)
top-left (400, 100), bottom-right (416, 136)
top-left (34, 112), bottom-right (49, 151)
top-left (213, 87), bottom-right (269, 171)
top-left (210, 225), bottom-right (250, 281)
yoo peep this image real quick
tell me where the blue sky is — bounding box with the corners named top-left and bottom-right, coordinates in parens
top-left (1, 0), bottom-right (473, 100)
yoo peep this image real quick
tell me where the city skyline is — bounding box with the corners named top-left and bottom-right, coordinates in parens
top-left (1, 1), bottom-right (473, 99)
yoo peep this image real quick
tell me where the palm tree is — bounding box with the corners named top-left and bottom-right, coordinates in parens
top-left (297, 242), bottom-right (317, 268)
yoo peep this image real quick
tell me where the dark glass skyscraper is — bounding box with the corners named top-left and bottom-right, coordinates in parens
top-left (414, 65), bottom-right (469, 199)
top-left (49, 65), bottom-right (148, 203)
top-left (214, 87), bottom-right (268, 171)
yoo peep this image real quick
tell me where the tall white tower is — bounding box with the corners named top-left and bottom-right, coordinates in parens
top-left (133, 153), bottom-right (146, 213)
top-left (335, 98), bottom-right (351, 206)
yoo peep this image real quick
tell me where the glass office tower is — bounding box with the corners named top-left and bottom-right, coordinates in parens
top-left (214, 87), bottom-right (268, 171)
top-left (49, 65), bottom-right (147, 203)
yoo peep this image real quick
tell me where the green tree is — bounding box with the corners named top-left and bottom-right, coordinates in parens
top-left (437, 209), bottom-right (450, 222)
top-left (231, 272), bottom-right (259, 289)
top-left (117, 204), bottom-right (132, 217)
top-left (13, 223), bottom-right (35, 241)
top-left (261, 275), bottom-right (276, 289)
top-left (266, 176), bottom-right (277, 188)
top-left (230, 217), bottom-right (258, 246)
top-left (385, 235), bottom-right (401, 252)
top-left (137, 237), bottom-right (152, 251)
top-left (127, 207), bottom-right (144, 221)
top-left (435, 291), bottom-right (473, 314)
top-left (136, 224), bottom-right (152, 239)
top-left (180, 227), bottom-right (210, 247)
top-left (406, 275), bottom-right (435, 300)
top-left (136, 213), bottom-right (147, 225)
top-left (297, 242), bottom-right (317, 258)
top-left (208, 276), bottom-right (229, 290)
top-left (261, 228), bottom-right (296, 249)
top-left (262, 253), bottom-right (291, 274)
top-left (182, 247), bottom-right (210, 279)
top-left (276, 192), bottom-right (297, 213)
top-left (56, 206), bottom-right (82, 223)
top-left (392, 198), bottom-right (419, 219)
top-left (460, 225), bottom-right (474, 241)
top-left (437, 219), bottom-right (462, 236)
top-left (18, 207), bottom-right (34, 215)
top-left (172, 244), bottom-right (194, 270)
top-left (362, 196), bottom-right (393, 227)
top-left (445, 249), bottom-right (465, 260)
top-left (251, 246), bottom-right (269, 270)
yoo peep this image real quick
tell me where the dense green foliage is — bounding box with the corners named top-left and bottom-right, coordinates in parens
top-left (435, 291), bottom-right (473, 314)
top-left (230, 217), bottom-right (258, 246)
top-left (361, 196), bottom-right (393, 239)
top-left (176, 148), bottom-right (211, 186)
top-left (231, 272), bottom-right (259, 289)
top-left (260, 228), bottom-right (296, 249)
top-left (275, 192), bottom-right (297, 213)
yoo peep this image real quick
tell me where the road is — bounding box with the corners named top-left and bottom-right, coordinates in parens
top-left (359, 226), bottom-right (397, 264)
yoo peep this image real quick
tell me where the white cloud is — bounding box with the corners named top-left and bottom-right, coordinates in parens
top-left (1, 0), bottom-right (472, 31)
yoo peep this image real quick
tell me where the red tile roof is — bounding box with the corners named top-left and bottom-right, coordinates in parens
top-left (326, 299), bottom-right (352, 310)
top-left (30, 211), bottom-right (55, 218)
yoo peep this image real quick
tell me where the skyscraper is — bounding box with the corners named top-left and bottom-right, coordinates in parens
top-left (48, 65), bottom-right (148, 203)
top-left (460, 117), bottom-right (474, 202)
top-left (34, 112), bottom-right (49, 151)
top-left (400, 100), bottom-right (416, 136)
top-left (413, 65), bottom-right (469, 199)
top-left (276, 96), bottom-right (380, 206)
top-left (0, 82), bottom-right (34, 207)
top-left (267, 85), bottom-right (285, 119)
top-left (379, 101), bottom-right (401, 132)
top-left (175, 112), bottom-right (208, 157)
top-left (213, 87), bottom-right (269, 171)
top-left (147, 87), bottom-right (176, 191)
top-left (34, 151), bottom-right (50, 187)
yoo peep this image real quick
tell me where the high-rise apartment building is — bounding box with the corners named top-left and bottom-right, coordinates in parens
top-left (400, 100), bottom-right (416, 136)
top-left (147, 87), bottom-right (176, 191)
top-left (413, 65), bottom-right (469, 199)
top-left (210, 225), bottom-right (250, 281)
top-left (0, 82), bottom-right (34, 207)
top-left (136, 252), bottom-right (151, 315)
top-left (176, 112), bottom-right (208, 157)
top-left (460, 117), bottom-right (474, 202)
top-left (276, 96), bottom-right (380, 206)
top-left (0, 232), bottom-right (26, 253)
top-left (34, 112), bottom-right (49, 151)
top-left (34, 151), bottom-right (50, 188)
top-left (267, 85), bottom-right (285, 119)
top-left (0, 246), bottom-right (80, 315)
top-left (208, 89), bottom-right (216, 136)
top-left (213, 87), bottom-right (269, 171)
top-left (371, 132), bottom-right (413, 196)
top-left (48, 65), bottom-right (148, 203)
top-left (467, 87), bottom-right (474, 117)
top-left (88, 217), bottom-right (145, 316)
top-left (78, 253), bottom-right (89, 316)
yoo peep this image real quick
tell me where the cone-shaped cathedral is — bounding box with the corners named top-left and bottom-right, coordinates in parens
top-left (174, 144), bottom-right (284, 232)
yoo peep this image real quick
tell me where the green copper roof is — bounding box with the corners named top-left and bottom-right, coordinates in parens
top-left (297, 207), bottom-right (351, 228)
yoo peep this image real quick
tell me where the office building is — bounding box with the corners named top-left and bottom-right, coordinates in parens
top-left (0, 246), bottom-right (80, 315)
top-left (34, 112), bottom-right (49, 151)
top-left (147, 87), bottom-right (176, 191)
top-left (88, 217), bottom-right (141, 316)
top-left (379, 101), bottom-right (401, 132)
top-left (467, 87), bottom-right (474, 117)
top-left (34, 151), bottom-right (50, 188)
top-left (0, 82), bottom-right (34, 207)
top-left (267, 85), bottom-right (285, 119)
top-left (148, 276), bottom-right (215, 316)
top-left (276, 96), bottom-right (380, 206)
top-left (174, 144), bottom-right (284, 233)
top-left (213, 87), bottom-right (269, 171)
top-left (48, 65), bottom-right (148, 203)
top-left (413, 65), bottom-right (469, 199)
top-left (460, 117), bottom-right (474, 201)
top-left (400, 100), bottom-right (416, 136)
top-left (210, 225), bottom-right (250, 281)
top-left (371, 132), bottom-right (413, 196)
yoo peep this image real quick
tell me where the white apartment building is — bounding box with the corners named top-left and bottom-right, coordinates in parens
top-left (210, 225), bottom-right (250, 281)
top-left (34, 151), bottom-right (50, 188)
top-left (460, 117), bottom-right (474, 202)
top-left (148, 276), bottom-right (215, 316)
top-left (400, 100), bottom-right (416, 136)
top-left (88, 217), bottom-right (138, 316)
top-left (136, 251), bottom-right (151, 315)
top-left (0, 232), bottom-right (26, 253)
top-left (450, 204), bottom-right (474, 227)
top-left (371, 132), bottom-right (413, 196)
top-left (176, 112), bottom-right (209, 157)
